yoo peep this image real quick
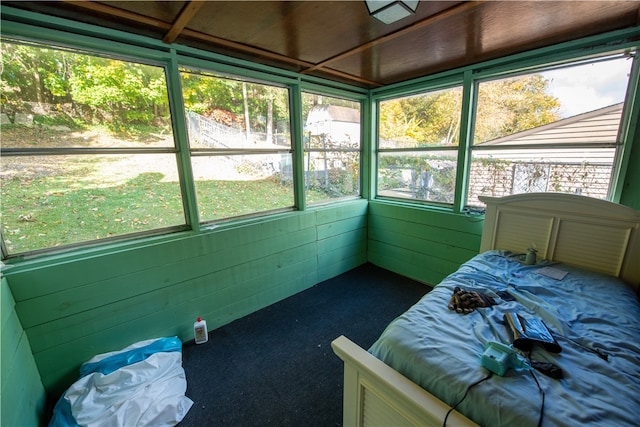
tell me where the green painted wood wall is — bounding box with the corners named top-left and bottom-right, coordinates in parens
top-left (621, 141), bottom-right (640, 209)
top-left (2, 201), bottom-right (367, 400)
top-left (1, 276), bottom-right (46, 427)
top-left (367, 202), bottom-right (484, 285)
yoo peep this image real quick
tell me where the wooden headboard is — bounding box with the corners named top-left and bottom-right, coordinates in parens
top-left (479, 193), bottom-right (640, 288)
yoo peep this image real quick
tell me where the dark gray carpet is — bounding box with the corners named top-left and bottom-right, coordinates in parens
top-left (178, 262), bottom-right (430, 427)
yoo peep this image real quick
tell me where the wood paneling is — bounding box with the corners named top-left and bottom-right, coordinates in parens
top-left (367, 201), bottom-right (483, 285)
top-left (1, 277), bottom-right (46, 427)
top-left (621, 148), bottom-right (640, 209)
top-left (5, 200), bottom-right (368, 395)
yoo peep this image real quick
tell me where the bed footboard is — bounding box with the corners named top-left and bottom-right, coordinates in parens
top-left (331, 335), bottom-right (478, 427)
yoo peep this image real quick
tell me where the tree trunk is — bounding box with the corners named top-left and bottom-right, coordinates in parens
top-left (242, 83), bottom-right (251, 143)
top-left (266, 97), bottom-right (273, 144)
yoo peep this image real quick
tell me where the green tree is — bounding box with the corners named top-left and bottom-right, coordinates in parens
top-left (181, 71), bottom-right (291, 139)
top-left (475, 75), bottom-right (560, 142)
top-left (380, 87), bottom-right (463, 146)
top-left (181, 71), bottom-right (239, 115)
top-left (70, 57), bottom-right (168, 130)
top-left (379, 75), bottom-right (560, 146)
top-left (1, 41), bottom-right (73, 105)
top-left (379, 99), bottom-right (425, 144)
top-left (2, 40), bottom-right (171, 132)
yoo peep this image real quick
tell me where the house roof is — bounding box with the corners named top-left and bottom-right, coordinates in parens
top-left (2, 1), bottom-right (639, 89)
top-left (478, 103), bottom-right (623, 146)
top-left (307, 105), bottom-right (361, 124)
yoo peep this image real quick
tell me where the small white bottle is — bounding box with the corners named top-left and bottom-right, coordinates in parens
top-left (194, 317), bottom-right (208, 344)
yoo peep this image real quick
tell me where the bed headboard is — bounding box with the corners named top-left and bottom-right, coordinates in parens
top-left (479, 193), bottom-right (640, 288)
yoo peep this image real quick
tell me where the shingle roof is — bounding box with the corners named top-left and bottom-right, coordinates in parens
top-left (478, 103), bottom-right (623, 146)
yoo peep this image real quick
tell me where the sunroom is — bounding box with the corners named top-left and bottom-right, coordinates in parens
top-left (1, 2), bottom-right (639, 425)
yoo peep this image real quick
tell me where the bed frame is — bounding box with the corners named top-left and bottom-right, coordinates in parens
top-left (332, 193), bottom-right (640, 427)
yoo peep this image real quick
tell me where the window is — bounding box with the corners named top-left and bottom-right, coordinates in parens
top-left (377, 86), bottom-right (463, 204)
top-left (1, 40), bottom-right (184, 257)
top-left (468, 55), bottom-right (634, 206)
top-left (0, 36), bottom-right (365, 259)
top-left (374, 52), bottom-right (637, 211)
top-left (180, 70), bottom-right (294, 222)
top-left (301, 93), bottom-right (361, 204)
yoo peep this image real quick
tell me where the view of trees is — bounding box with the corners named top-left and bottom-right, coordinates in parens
top-left (2, 40), bottom-right (561, 147)
top-left (181, 70), bottom-right (291, 142)
top-left (379, 75), bottom-right (560, 146)
top-left (475, 75), bottom-right (561, 142)
top-left (1, 42), bottom-right (170, 132)
top-left (380, 87), bottom-right (463, 145)
top-left (1, 41), bottom-right (292, 139)
top-left (0, 38), bottom-right (585, 255)
top-left (377, 75), bottom-right (562, 203)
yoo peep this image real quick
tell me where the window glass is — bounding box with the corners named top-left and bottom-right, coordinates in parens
top-left (302, 93), bottom-right (361, 203)
top-left (377, 87), bottom-right (462, 203)
top-left (180, 70), bottom-right (293, 222)
top-left (468, 57), bottom-right (632, 207)
top-left (377, 151), bottom-right (457, 203)
top-left (1, 40), bottom-right (183, 256)
top-left (190, 154), bottom-right (293, 221)
top-left (379, 87), bottom-right (463, 148)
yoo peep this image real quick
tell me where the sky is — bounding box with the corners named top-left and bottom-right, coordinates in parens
top-left (542, 56), bottom-right (633, 118)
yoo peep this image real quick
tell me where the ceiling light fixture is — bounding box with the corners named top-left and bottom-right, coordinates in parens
top-left (365, 0), bottom-right (419, 25)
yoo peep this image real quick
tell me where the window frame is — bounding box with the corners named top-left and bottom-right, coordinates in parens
top-left (466, 55), bottom-right (633, 206)
top-left (374, 83), bottom-right (465, 208)
top-left (372, 44), bottom-right (640, 213)
top-left (0, 13), bottom-right (369, 261)
top-left (178, 66), bottom-right (297, 225)
top-left (301, 90), bottom-right (364, 206)
top-left (0, 38), bottom-right (191, 259)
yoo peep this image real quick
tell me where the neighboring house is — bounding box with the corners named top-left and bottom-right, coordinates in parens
top-left (468, 103), bottom-right (623, 205)
top-left (303, 105), bottom-right (361, 187)
top-left (305, 104), bottom-right (360, 144)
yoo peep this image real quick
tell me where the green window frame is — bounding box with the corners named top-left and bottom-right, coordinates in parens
top-left (376, 85), bottom-right (464, 206)
top-left (373, 45), bottom-right (640, 213)
top-left (0, 39), bottom-right (189, 258)
top-left (179, 68), bottom-right (296, 224)
top-left (0, 26), bottom-right (368, 260)
top-left (301, 91), bottom-right (363, 205)
top-left (467, 54), bottom-right (635, 207)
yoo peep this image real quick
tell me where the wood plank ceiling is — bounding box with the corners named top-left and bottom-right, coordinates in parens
top-left (4, 1), bottom-right (640, 88)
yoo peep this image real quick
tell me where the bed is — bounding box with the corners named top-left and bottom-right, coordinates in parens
top-left (332, 193), bottom-right (640, 427)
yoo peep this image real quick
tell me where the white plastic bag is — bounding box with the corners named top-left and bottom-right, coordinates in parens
top-left (49, 337), bottom-right (193, 427)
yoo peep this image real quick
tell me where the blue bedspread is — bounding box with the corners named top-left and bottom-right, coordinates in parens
top-left (369, 251), bottom-right (640, 427)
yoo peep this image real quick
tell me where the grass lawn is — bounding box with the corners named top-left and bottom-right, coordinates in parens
top-left (1, 171), bottom-right (329, 255)
top-left (1, 125), bottom-right (337, 256)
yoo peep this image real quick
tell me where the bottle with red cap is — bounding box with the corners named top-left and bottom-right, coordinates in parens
top-left (194, 317), bottom-right (208, 344)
